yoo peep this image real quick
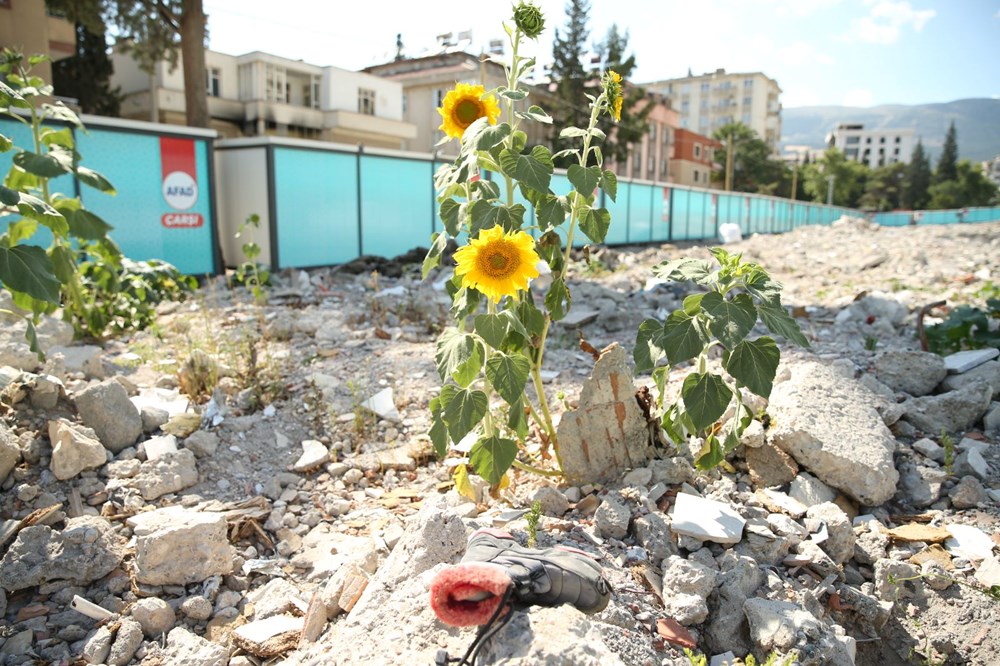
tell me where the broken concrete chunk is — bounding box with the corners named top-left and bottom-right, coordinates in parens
top-left (944, 348), bottom-right (999, 374)
top-left (48, 419), bottom-right (108, 481)
top-left (0, 516), bottom-right (123, 590)
top-left (293, 439), bottom-right (330, 472)
top-left (74, 379), bottom-right (143, 453)
top-left (232, 614), bottom-right (304, 658)
top-left (143, 434), bottom-right (179, 461)
top-left (128, 507), bottom-right (234, 585)
top-left (670, 492), bottom-right (746, 545)
top-left (361, 387), bottom-right (400, 423)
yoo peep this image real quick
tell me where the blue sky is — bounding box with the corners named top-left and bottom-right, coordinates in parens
top-left (204, 0), bottom-right (1000, 108)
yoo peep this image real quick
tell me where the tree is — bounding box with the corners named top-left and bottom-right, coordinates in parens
top-left (802, 148), bottom-right (869, 207)
top-left (902, 139), bottom-right (932, 209)
top-left (549, 0), bottom-right (590, 161)
top-left (592, 24), bottom-right (651, 165)
top-left (49, 2), bottom-right (123, 116)
top-left (46, 0), bottom-right (209, 127)
top-left (711, 122), bottom-right (782, 193)
top-left (927, 160), bottom-right (999, 209)
top-left (859, 162), bottom-right (906, 211)
top-left (934, 120), bottom-right (958, 184)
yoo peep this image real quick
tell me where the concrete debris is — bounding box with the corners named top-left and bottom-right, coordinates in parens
top-left (74, 379), bottom-right (143, 453)
top-left (670, 492), bottom-right (746, 545)
top-left (944, 524), bottom-right (996, 561)
top-left (127, 507), bottom-right (234, 585)
top-left (361, 387), bottom-right (401, 423)
top-left (48, 418), bottom-right (107, 480)
top-left (943, 348), bottom-right (999, 374)
top-left (233, 614), bottom-right (305, 658)
top-left (293, 439), bottom-right (331, 471)
top-left (0, 516), bottom-right (123, 590)
top-left (873, 350), bottom-right (947, 396)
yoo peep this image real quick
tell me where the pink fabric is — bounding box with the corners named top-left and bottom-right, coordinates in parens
top-left (429, 562), bottom-right (511, 627)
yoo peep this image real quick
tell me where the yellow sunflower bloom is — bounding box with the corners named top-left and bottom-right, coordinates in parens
top-left (438, 83), bottom-right (502, 139)
top-left (602, 70), bottom-right (623, 122)
top-left (454, 226), bottom-right (540, 303)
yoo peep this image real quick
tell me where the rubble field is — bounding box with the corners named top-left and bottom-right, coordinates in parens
top-left (1, 217), bottom-right (999, 666)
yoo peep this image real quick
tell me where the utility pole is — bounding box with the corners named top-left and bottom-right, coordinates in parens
top-left (826, 175), bottom-right (835, 206)
top-left (725, 132), bottom-right (734, 192)
top-left (790, 158), bottom-right (798, 201)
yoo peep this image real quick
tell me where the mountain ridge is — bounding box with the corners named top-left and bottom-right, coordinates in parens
top-left (779, 98), bottom-right (1000, 163)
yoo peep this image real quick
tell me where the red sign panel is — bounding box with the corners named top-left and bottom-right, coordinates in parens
top-left (161, 213), bottom-right (204, 228)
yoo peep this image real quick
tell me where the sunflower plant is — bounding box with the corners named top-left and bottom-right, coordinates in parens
top-left (423, 2), bottom-right (621, 490)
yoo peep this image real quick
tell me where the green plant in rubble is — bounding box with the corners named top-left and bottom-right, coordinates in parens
top-left (924, 300), bottom-right (1000, 355)
top-left (234, 213), bottom-right (270, 304)
top-left (525, 499), bottom-right (542, 548)
top-left (940, 430), bottom-right (955, 475)
top-left (634, 248), bottom-right (810, 470)
top-left (0, 50), bottom-right (119, 349)
top-left (423, 2), bottom-right (621, 488)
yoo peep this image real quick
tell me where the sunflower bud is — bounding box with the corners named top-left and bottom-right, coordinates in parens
top-left (601, 70), bottom-right (624, 122)
top-left (513, 2), bottom-right (545, 39)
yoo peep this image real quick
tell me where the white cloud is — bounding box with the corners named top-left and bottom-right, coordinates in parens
top-left (850, 1), bottom-right (936, 44)
top-left (843, 88), bottom-right (875, 106)
top-left (765, 0), bottom-right (842, 18)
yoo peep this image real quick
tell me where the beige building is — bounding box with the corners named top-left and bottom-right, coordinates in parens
top-left (0, 0), bottom-right (75, 84)
top-left (643, 69), bottom-right (782, 150)
top-left (111, 48), bottom-right (416, 149)
top-left (612, 95), bottom-right (679, 184)
top-left (363, 51), bottom-right (552, 154)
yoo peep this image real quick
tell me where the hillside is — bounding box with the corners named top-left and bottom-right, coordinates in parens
top-left (780, 98), bottom-right (1000, 162)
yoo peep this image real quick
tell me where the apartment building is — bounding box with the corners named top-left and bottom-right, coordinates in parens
top-left (983, 155), bottom-right (1000, 188)
top-left (111, 49), bottom-right (416, 149)
top-left (363, 51), bottom-right (553, 153)
top-left (0, 0), bottom-right (75, 84)
top-left (612, 95), bottom-right (679, 184)
top-left (669, 128), bottom-right (721, 189)
top-left (826, 123), bottom-right (915, 169)
top-left (643, 69), bottom-right (782, 151)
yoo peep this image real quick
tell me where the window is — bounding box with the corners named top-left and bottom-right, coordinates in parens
top-left (879, 136), bottom-right (885, 144)
top-left (694, 170), bottom-right (700, 183)
top-left (846, 136), bottom-right (860, 145)
top-left (649, 123), bottom-right (657, 140)
top-left (694, 143), bottom-right (701, 158)
top-left (264, 65), bottom-right (287, 103)
top-left (205, 67), bottom-right (221, 97)
top-left (402, 94), bottom-right (407, 113)
top-left (303, 80), bottom-right (320, 109)
top-left (660, 158), bottom-right (668, 176)
top-left (744, 78), bottom-right (753, 89)
top-left (700, 82), bottom-right (710, 92)
top-left (743, 96), bottom-right (751, 107)
top-left (663, 127), bottom-right (670, 145)
top-left (648, 154), bottom-right (655, 175)
top-left (359, 88), bottom-right (376, 115)
top-left (435, 89), bottom-right (446, 108)
top-left (741, 113), bottom-right (751, 124)
top-left (865, 137), bottom-right (871, 144)
top-left (681, 101), bottom-right (690, 113)
top-left (633, 151), bottom-right (641, 171)
top-left (895, 136), bottom-right (901, 143)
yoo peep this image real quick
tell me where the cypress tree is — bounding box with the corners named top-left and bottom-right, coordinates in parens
top-left (53, 19), bottom-right (122, 116)
top-left (904, 139), bottom-right (932, 209)
top-left (934, 120), bottom-right (958, 184)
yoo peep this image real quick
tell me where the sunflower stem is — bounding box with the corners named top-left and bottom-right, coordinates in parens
top-left (482, 299), bottom-right (498, 438)
top-left (511, 458), bottom-right (561, 477)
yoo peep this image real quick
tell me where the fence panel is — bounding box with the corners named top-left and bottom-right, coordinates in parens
top-left (360, 153), bottom-right (434, 258)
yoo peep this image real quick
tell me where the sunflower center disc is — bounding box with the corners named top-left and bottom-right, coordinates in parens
top-left (455, 99), bottom-right (481, 125)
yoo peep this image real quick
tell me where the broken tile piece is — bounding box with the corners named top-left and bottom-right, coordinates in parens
top-left (143, 435), bottom-right (178, 462)
top-left (361, 388), bottom-right (400, 423)
top-left (974, 557), bottom-right (1000, 588)
top-left (755, 488), bottom-right (808, 519)
top-left (292, 440), bottom-right (330, 472)
top-left (670, 492), bottom-right (746, 545)
top-left (232, 615), bottom-right (303, 658)
top-left (656, 616), bottom-right (696, 649)
top-left (944, 348), bottom-right (999, 374)
top-left (886, 524), bottom-right (952, 543)
top-left (945, 524), bottom-right (996, 561)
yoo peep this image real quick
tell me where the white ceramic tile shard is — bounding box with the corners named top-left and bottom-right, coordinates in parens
top-left (944, 348), bottom-right (999, 374)
top-left (361, 388), bottom-right (400, 423)
top-left (143, 434), bottom-right (178, 461)
top-left (944, 523), bottom-right (996, 561)
top-left (975, 556), bottom-right (1000, 588)
top-left (669, 492), bottom-right (746, 545)
top-left (292, 439), bottom-right (330, 472)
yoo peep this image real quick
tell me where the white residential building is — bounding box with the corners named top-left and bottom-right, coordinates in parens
top-left (111, 49), bottom-right (416, 149)
top-left (983, 155), bottom-right (1000, 188)
top-left (642, 69), bottom-right (782, 150)
top-left (826, 123), bottom-right (915, 169)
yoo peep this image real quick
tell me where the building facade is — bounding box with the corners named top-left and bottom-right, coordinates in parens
top-left (363, 51), bottom-right (552, 154)
top-left (111, 49), bottom-right (416, 149)
top-left (669, 128), bottom-right (721, 189)
top-left (610, 95), bottom-right (679, 184)
top-left (826, 123), bottom-right (915, 169)
top-left (982, 155), bottom-right (1000, 188)
top-left (642, 69), bottom-right (782, 150)
top-left (0, 0), bottom-right (74, 84)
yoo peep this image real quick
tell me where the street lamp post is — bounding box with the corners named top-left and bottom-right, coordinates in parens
top-left (826, 175), bottom-right (835, 206)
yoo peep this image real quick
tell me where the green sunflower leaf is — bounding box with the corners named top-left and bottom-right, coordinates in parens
top-left (701, 292), bottom-right (757, 349)
top-left (757, 301), bottom-right (810, 348)
top-left (475, 122), bottom-right (511, 151)
top-left (600, 169), bottom-right (618, 202)
top-left (0, 245), bottom-right (62, 303)
top-left (545, 277), bottom-right (570, 322)
top-left (499, 145), bottom-right (553, 195)
top-left (694, 434), bottom-right (725, 471)
top-left (682, 372), bottom-right (732, 432)
top-left (469, 435), bottom-right (518, 485)
top-left (14, 149), bottom-right (72, 178)
top-left (634, 318), bottom-right (666, 374)
top-left (429, 396), bottom-right (450, 457)
top-left (535, 195), bottom-right (567, 232)
top-left (441, 386), bottom-right (488, 444)
top-left (423, 231), bottom-right (448, 279)
top-left (724, 336), bottom-right (780, 398)
top-left (485, 352), bottom-right (531, 406)
top-left (435, 327), bottom-right (478, 383)
top-left (568, 164), bottom-right (601, 196)
top-left (76, 166), bottom-right (116, 194)
top-left (439, 198), bottom-right (462, 236)
top-left (653, 257), bottom-right (714, 284)
top-left (579, 207), bottom-right (611, 244)
top-left (661, 310), bottom-right (706, 365)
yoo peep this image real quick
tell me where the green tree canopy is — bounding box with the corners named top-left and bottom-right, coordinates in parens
top-left (802, 148), bottom-right (869, 207)
top-left (711, 122), bottom-right (782, 193)
top-left (859, 162), bottom-right (906, 212)
top-left (927, 160), bottom-right (999, 209)
top-left (592, 24), bottom-right (651, 165)
top-left (934, 120), bottom-right (958, 184)
top-left (902, 139), bottom-right (932, 209)
top-left (48, 2), bottom-right (123, 116)
top-left (549, 0), bottom-right (590, 160)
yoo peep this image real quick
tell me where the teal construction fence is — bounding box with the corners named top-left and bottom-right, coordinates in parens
top-left (4, 120), bottom-right (997, 275)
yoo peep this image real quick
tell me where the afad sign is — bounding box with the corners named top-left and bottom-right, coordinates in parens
top-left (160, 137), bottom-right (203, 228)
